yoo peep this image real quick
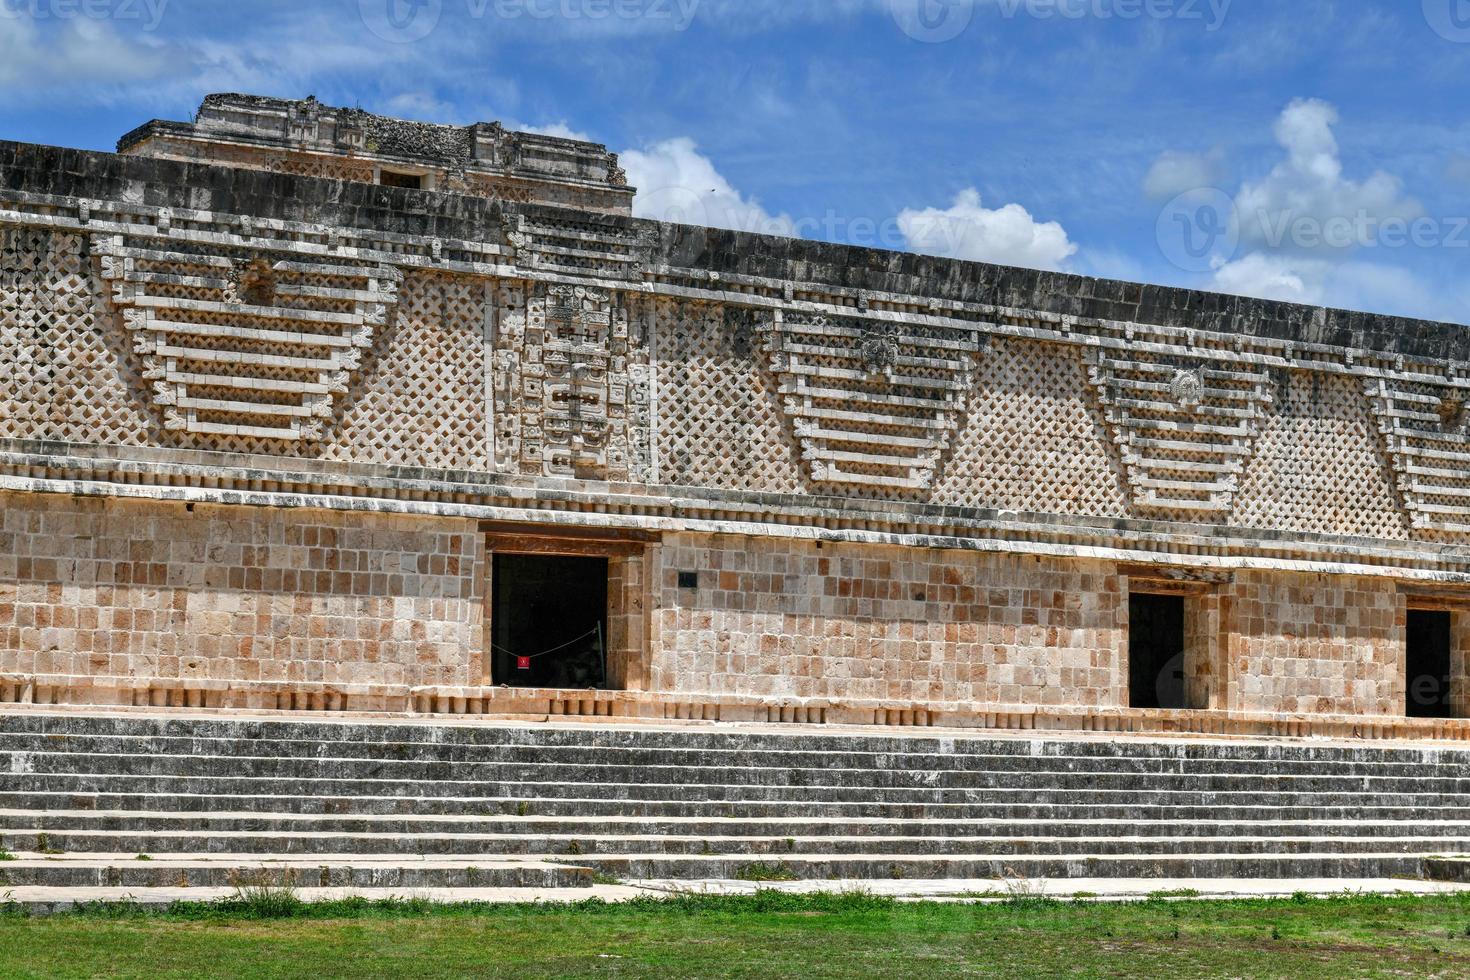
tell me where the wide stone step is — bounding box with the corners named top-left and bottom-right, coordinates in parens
top-left (11, 790), bottom-right (1470, 825)
top-left (4, 715), bottom-right (1468, 767)
top-left (6, 829), bottom-right (1467, 859)
top-left (13, 752), bottom-right (1470, 795)
top-left (566, 852), bottom-right (1435, 881)
top-left (11, 771), bottom-right (1470, 808)
top-left (4, 733), bottom-right (1460, 779)
top-left (0, 856), bottom-right (592, 889)
top-left (13, 810), bottom-right (1470, 841)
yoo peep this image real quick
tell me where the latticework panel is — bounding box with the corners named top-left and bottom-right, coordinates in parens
top-left (0, 228), bottom-right (156, 446)
top-left (272, 153), bottom-right (376, 184)
top-left (653, 301), bottom-right (803, 492)
top-left (762, 311), bottom-right (982, 492)
top-left (322, 272), bottom-right (491, 471)
top-left (1086, 349), bottom-right (1274, 517)
top-left (933, 338), bottom-right (1130, 517)
top-left (1233, 371), bottom-right (1409, 540)
top-left (1365, 372), bottom-right (1470, 534)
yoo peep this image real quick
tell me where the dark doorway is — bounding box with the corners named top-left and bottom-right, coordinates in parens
top-left (492, 554), bottom-right (609, 689)
top-left (380, 170), bottom-right (424, 189)
top-left (1129, 593), bottom-right (1187, 710)
top-left (1407, 610), bottom-right (1453, 719)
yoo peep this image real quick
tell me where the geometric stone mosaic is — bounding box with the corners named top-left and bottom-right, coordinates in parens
top-left (94, 233), bottom-right (401, 441)
top-left (1233, 371), bottom-right (1410, 541)
top-left (762, 310), bottom-right (984, 491)
top-left (512, 283), bottom-right (646, 480)
top-left (1366, 370), bottom-right (1470, 533)
top-left (934, 337), bottom-right (1130, 517)
top-left (1085, 348), bottom-right (1275, 516)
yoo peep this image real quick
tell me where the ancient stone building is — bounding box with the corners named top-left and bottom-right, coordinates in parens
top-left (3, 93), bottom-right (1470, 739)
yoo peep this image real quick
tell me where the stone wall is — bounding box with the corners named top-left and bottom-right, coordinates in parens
top-left (0, 227), bottom-right (1446, 545)
top-left (1224, 571), bottom-right (1404, 717)
top-left (648, 533), bottom-right (1127, 708)
top-left (0, 493), bottom-right (485, 691)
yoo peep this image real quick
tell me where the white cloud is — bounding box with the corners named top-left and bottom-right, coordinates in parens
top-left (622, 137), bottom-right (794, 235)
top-left (897, 189), bottom-right (1078, 271)
top-left (521, 122), bottom-right (594, 142)
top-left (1146, 99), bottom-right (1450, 321)
top-left (1210, 253), bottom-right (1327, 306)
top-left (1210, 253), bottom-right (1446, 321)
top-left (1234, 98), bottom-right (1421, 251)
top-left (0, 16), bottom-right (170, 90)
top-left (1143, 148), bottom-right (1226, 200)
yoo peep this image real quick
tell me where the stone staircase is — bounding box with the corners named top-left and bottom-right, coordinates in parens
top-left (3, 712), bottom-right (1470, 896)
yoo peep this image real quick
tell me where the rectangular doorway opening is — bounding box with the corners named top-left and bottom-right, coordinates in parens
top-left (1407, 609), bottom-right (1453, 719)
top-left (492, 554), bottom-right (609, 689)
top-left (379, 169), bottom-right (424, 189)
top-left (1129, 593), bottom-right (1187, 710)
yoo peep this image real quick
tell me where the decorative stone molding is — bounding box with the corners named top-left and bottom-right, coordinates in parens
top-left (509, 283), bottom-right (647, 480)
top-left (94, 233), bottom-right (401, 441)
top-left (1366, 371), bottom-right (1470, 532)
top-left (762, 310), bottom-right (984, 491)
top-left (1086, 350), bottom-right (1275, 515)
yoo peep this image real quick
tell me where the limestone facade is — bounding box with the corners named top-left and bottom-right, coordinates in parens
top-left (3, 95), bottom-right (1470, 736)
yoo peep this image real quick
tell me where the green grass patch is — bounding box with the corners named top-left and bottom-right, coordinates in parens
top-left (2, 891), bottom-right (1470, 978)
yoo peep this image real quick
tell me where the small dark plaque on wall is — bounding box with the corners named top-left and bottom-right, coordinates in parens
top-left (678, 571), bottom-right (699, 590)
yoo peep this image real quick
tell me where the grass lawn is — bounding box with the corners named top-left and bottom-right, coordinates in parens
top-left (1, 891), bottom-right (1470, 978)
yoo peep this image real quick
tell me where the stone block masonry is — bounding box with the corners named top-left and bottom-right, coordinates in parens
top-left (5, 94), bottom-right (1470, 738)
top-left (651, 534), bottom-right (1125, 708)
top-left (0, 493), bottom-right (486, 698)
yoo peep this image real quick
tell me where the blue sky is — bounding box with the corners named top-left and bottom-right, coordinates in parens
top-left (3, 0), bottom-right (1469, 323)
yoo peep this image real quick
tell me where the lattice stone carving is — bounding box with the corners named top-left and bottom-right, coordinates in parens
top-left (1233, 371), bottom-right (1409, 540)
top-left (1365, 371), bottom-right (1470, 532)
top-left (512, 283), bottom-right (645, 479)
top-left (1085, 349), bottom-right (1275, 515)
top-left (650, 301), bottom-right (803, 492)
top-left (933, 338), bottom-right (1130, 517)
top-left (94, 234), bottom-right (401, 441)
top-left (762, 311), bottom-right (984, 491)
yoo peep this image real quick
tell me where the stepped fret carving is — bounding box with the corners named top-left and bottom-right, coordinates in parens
top-left (762, 311), bottom-right (984, 491)
top-left (504, 213), bottom-right (648, 281)
top-left (1365, 372), bottom-right (1470, 532)
top-left (1085, 350), bottom-right (1274, 515)
top-left (94, 234), bottom-right (400, 441)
